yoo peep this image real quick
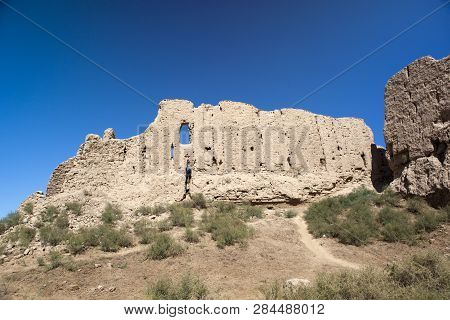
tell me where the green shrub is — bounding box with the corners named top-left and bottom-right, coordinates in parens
top-left (16, 226), bottom-right (36, 247)
top-left (65, 201), bottom-right (82, 215)
top-left (440, 205), bottom-right (450, 222)
top-left (304, 198), bottom-right (340, 237)
top-left (169, 205), bottom-right (194, 227)
top-left (134, 219), bottom-right (158, 244)
top-left (406, 197), bottom-right (426, 214)
top-left (23, 202), bottom-right (34, 215)
top-left (0, 211), bottom-right (21, 234)
top-left (146, 273), bottom-right (208, 300)
top-left (41, 251), bottom-right (76, 272)
top-left (213, 201), bottom-right (236, 214)
top-left (42, 206), bottom-right (60, 222)
top-left (374, 188), bottom-right (402, 207)
top-left (202, 210), bottom-right (253, 248)
top-left (336, 204), bottom-right (377, 246)
top-left (157, 219), bottom-right (173, 231)
top-left (152, 205), bottom-right (166, 216)
top-left (283, 209), bottom-right (297, 219)
top-left (101, 203), bottom-right (122, 224)
top-left (262, 252), bottom-right (450, 300)
top-left (238, 205), bottom-right (264, 221)
top-left (184, 228), bottom-right (200, 243)
top-left (39, 225), bottom-right (68, 246)
top-left (97, 225), bottom-right (132, 252)
top-left (135, 206), bottom-right (153, 216)
top-left (147, 233), bottom-right (184, 260)
top-left (378, 207), bottom-right (415, 243)
top-left (55, 212), bottom-right (70, 229)
top-left (415, 210), bottom-right (445, 233)
top-left (67, 232), bottom-right (87, 254)
top-left (191, 193), bottom-right (207, 209)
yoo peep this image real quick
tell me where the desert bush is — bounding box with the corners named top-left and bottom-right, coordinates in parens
top-left (238, 205), bottom-right (264, 221)
top-left (97, 225), bottom-right (132, 252)
top-left (67, 232), bottom-right (87, 254)
top-left (0, 211), bottom-right (21, 235)
top-left (373, 188), bottom-right (402, 207)
top-left (157, 218), bottom-right (173, 231)
top-left (415, 209), bottom-right (445, 233)
top-left (336, 204), bottom-right (377, 246)
top-left (134, 219), bottom-right (158, 244)
top-left (406, 197), bottom-right (426, 214)
top-left (304, 197), bottom-right (340, 238)
top-left (23, 202), bottom-right (34, 215)
top-left (101, 203), bottom-right (122, 224)
top-left (213, 201), bottom-right (236, 214)
top-left (283, 209), bottom-right (298, 219)
top-left (41, 206), bottom-right (60, 222)
top-left (41, 251), bottom-right (76, 272)
top-left (135, 206), bottom-right (153, 216)
top-left (440, 205), bottom-right (450, 222)
top-left (202, 210), bottom-right (253, 248)
top-left (377, 207), bottom-right (415, 243)
top-left (152, 205), bottom-right (166, 216)
top-left (55, 212), bottom-right (70, 229)
top-left (169, 205), bottom-right (194, 227)
top-left (147, 233), bottom-right (184, 260)
top-left (13, 226), bottom-right (36, 247)
top-left (191, 193), bottom-right (207, 209)
top-left (39, 225), bottom-right (68, 246)
top-left (65, 201), bottom-right (82, 215)
top-left (146, 273), bottom-right (208, 300)
top-left (262, 252), bottom-right (449, 300)
top-left (184, 228), bottom-right (200, 243)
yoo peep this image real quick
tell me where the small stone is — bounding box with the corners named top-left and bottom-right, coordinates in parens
top-left (284, 278), bottom-right (311, 288)
top-left (15, 254), bottom-right (23, 260)
top-left (85, 134), bottom-right (101, 142)
top-left (97, 285), bottom-right (104, 291)
top-left (108, 287), bottom-right (116, 292)
top-left (70, 285), bottom-right (80, 291)
top-left (94, 263), bottom-right (102, 268)
top-left (106, 262), bottom-right (113, 269)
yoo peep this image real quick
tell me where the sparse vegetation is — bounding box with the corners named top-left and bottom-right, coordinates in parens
top-left (262, 252), bottom-right (450, 300)
top-left (0, 211), bottom-right (21, 235)
top-left (284, 209), bottom-right (298, 219)
top-left (23, 202), bottom-right (34, 215)
top-left (9, 226), bottom-right (36, 247)
top-left (147, 233), bottom-right (184, 260)
top-left (238, 205), bottom-right (264, 221)
top-left (184, 228), bottom-right (200, 243)
top-left (305, 187), bottom-right (448, 246)
top-left (39, 251), bottom-right (76, 272)
top-left (101, 203), bottom-right (123, 224)
top-left (67, 225), bottom-right (132, 253)
top-left (55, 212), bottom-right (70, 229)
top-left (39, 224), bottom-right (68, 246)
top-left (202, 209), bottom-right (253, 248)
top-left (157, 218), bottom-right (173, 231)
top-left (136, 204), bottom-right (167, 216)
top-left (134, 219), bottom-right (158, 244)
top-left (65, 201), bottom-right (83, 215)
top-left (146, 273), bottom-right (208, 300)
top-left (169, 204), bottom-right (194, 227)
top-left (191, 193), bottom-right (207, 209)
top-left (41, 206), bottom-right (60, 223)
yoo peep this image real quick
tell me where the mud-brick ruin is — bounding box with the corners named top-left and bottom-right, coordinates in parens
top-left (19, 55), bottom-right (449, 217)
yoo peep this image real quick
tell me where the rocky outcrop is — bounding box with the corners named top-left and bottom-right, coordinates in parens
top-left (43, 100), bottom-right (375, 209)
top-left (384, 55), bottom-right (449, 204)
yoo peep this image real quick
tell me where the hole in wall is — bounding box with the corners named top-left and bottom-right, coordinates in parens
top-left (180, 123), bottom-right (191, 144)
top-left (170, 143), bottom-right (174, 159)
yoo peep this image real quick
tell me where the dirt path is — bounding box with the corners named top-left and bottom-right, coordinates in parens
top-left (293, 207), bottom-right (360, 269)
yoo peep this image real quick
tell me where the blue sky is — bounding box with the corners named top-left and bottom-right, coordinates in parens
top-left (0, 0), bottom-right (449, 217)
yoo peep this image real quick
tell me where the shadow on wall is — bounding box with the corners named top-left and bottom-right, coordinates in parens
top-left (371, 144), bottom-right (393, 192)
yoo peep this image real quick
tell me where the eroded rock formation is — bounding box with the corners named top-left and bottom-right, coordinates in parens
top-left (384, 55), bottom-right (449, 204)
top-left (43, 100), bottom-right (374, 210)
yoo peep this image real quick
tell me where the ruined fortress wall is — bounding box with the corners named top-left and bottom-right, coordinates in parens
top-left (384, 55), bottom-right (449, 202)
top-left (46, 100), bottom-right (374, 205)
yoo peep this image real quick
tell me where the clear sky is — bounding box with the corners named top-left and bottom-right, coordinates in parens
top-left (0, 0), bottom-right (449, 217)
